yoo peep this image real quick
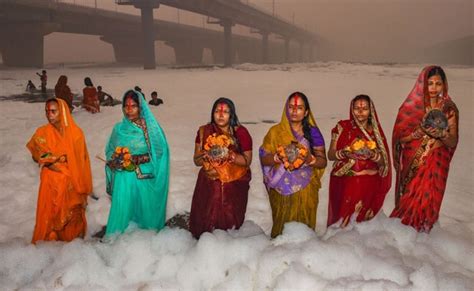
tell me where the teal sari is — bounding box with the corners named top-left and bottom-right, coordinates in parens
top-left (105, 90), bottom-right (169, 237)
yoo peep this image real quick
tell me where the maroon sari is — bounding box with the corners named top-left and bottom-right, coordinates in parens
top-left (390, 66), bottom-right (458, 232)
top-left (189, 123), bottom-right (252, 238)
top-left (54, 75), bottom-right (73, 111)
top-left (328, 97), bottom-right (391, 227)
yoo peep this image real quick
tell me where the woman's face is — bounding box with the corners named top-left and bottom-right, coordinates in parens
top-left (427, 75), bottom-right (445, 98)
top-left (213, 102), bottom-right (231, 128)
top-left (45, 101), bottom-right (60, 127)
top-left (352, 99), bottom-right (370, 124)
top-left (124, 97), bottom-right (140, 121)
top-left (287, 96), bottom-right (307, 123)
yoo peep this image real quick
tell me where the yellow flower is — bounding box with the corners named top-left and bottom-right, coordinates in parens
top-left (366, 140), bottom-right (377, 150)
top-left (351, 139), bottom-right (365, 151)
top-left (123, 160), bottom-right (131, 167)
top-left (122, 147), bottom-right (130, 154)
top-left (115, 146), bottom-right (122, 154)
top-left (123, 153), bottom-right (132, 161)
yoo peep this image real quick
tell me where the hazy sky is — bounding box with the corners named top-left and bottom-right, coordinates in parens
top-left (25, 0), bottom-right (474, 64)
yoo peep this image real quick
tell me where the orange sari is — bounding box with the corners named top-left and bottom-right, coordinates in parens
top-left (27, 98), bottom-right (92, 243)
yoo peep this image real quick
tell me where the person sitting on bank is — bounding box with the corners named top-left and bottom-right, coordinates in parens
top-left (26, 80), bottom-right (37, 92)
top-left (97, 86), bottom-right (116, 106)
top-left (148, 91), bottom-right (163, 106)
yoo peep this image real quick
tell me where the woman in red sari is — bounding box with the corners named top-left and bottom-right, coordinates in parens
top-left (189, 98), bottom-right (252, 238)
top-left (390, 66), bottom-right (458, 232)
top-left (327, 95), bottom-right (391, 227)
top-left (82, 77), bottom-right (100, 113)
top-left (27, 98), bottom-right (93, 243)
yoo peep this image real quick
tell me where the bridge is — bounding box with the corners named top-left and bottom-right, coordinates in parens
top-left (0, 0), bottom-right (318, 68)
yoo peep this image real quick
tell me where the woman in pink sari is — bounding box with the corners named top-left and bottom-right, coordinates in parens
top-left (390, 66), bottom-right (459, 232)
top-left (327, 95), bottom-right (391, 227)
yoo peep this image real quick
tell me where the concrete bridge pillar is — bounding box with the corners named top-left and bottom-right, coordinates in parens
top-left (0, 22), bottom-right (58, 67)
top-left (299, 41), bottom-right (305, 62)
top-left (309, 45), bottom-right (314, 62)
top-left (221, 19), bottom-right (233, 67)
top-left (261, 32), bottom-right (269, 64)
top-left (168, 40), bottom-right (204, 65)
top-left (284, 38), bottom-right (291, 63)
top-left (101, 36), bottom-right (143, 64)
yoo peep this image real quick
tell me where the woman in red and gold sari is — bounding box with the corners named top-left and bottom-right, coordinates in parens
top-left (27, 98), bottom-right (93, 243)
top-left (327, 95), bottom-right (391, 227)
top-left (390, 66), bottom-right (458, 232)
top-left (189, 97), bottom-right (252, 238)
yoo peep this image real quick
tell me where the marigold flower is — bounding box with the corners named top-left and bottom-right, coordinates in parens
top-left (123, 153), bottom-right (131, 160)
top-left (115, 146), bottom-right (122, 154)
top-left (122, 147), bottom-right (130, 154)
top-left (366, 140), bottom-right (377, 150)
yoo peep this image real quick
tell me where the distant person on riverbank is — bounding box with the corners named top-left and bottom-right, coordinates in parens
top-left (148, 91), bottom-right (163, 106)
top-left (97, 86), bottom-right (117, 106)
top-left (36, 70), bottom-right (47, 94)
top-left (26, 80), bottom-right (36, 92)
top-left (54, 75), bottom-right (74, 112)
top-left (82, 77), bottom-right (100, 113)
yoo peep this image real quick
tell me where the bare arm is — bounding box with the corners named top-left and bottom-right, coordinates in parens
top-left (231, 150), bottom-right (252, 167)
top-left (308, 146), bottom-right (327, 169)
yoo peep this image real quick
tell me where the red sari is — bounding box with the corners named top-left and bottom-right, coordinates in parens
top-left (27, 98), bottom-right (92, 243)
top-left (328, 98), bottom-right (391, 227)
top-left (189, 124), bottom-right (252, 238)
top-left (82, 86), bottom-right (100, 113)
top-left (390, 66), bottom-right (458, 232)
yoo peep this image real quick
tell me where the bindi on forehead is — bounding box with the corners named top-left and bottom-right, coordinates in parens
top-left (125, 98), bottom-right (137, 106)
top-left (217, 103), bottom-right (228, 112)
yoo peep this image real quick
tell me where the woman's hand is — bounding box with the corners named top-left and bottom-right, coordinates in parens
top-left (411, 126), bottom-right (425, 140)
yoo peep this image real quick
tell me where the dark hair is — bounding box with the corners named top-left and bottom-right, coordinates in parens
top-left (84, 77), bottom-right (93, 87)
top-left (97, 86), bottom-right (102, 90)
top-left (122, 90), bottom-right (140, 108)
top-left (45, 98), bottom-right (58, 106)
top-left (151, 91), bottom-right (157, 96)
top-left (287, 92), bottom-right (315, 153)
top-left (427, 66), bottom-right (447, 83)
top-left (42, 70), bottom-right (46, 73)
top-left (210, 97), bottom-right (240, 128)
top-left (134, 86), bottom-right (142, 92)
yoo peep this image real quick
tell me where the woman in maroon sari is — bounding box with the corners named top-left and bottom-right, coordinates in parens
top-left (390, 66), bottom-right (458, 232)
top-left (54, 75), bottom-right (73, 112)
top-left (327, 95), bottom-right (391, 227)
top-left (189, 98), bottom-right (252, 238)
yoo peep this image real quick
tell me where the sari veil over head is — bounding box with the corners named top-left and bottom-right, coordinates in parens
top-left (392, 66), bottom-right (458, 204)
top-left (105, 90), bottom-right (170, 234)
top-left (390, 66), bottom-right (458, 232)
top-left (260, 93), bottom-right (324, 194)
top-left (27, 98), bottom-right (92, 243)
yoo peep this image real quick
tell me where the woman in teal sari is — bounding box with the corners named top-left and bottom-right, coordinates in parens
top-left (105, 89), bottom-right (170, 237)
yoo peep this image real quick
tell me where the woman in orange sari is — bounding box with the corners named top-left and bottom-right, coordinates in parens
top-left (82, 77), bottom-right (100, 113)
top-left (189, 97), bottom-right (252, 238)
top-left (390, 66), bottom-right (459, 232)
top-left (327, 95), bottom-right (391, 227)
top-left (27, 98), bottom-right (93, 243)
